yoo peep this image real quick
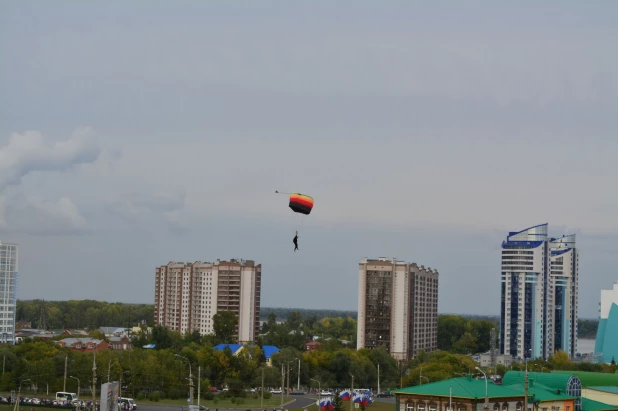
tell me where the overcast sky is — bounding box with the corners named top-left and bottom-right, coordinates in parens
top-left (1, 1), bottom-right (617, 319)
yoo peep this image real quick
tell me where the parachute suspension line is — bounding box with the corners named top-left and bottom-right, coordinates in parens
top-left (275, 190), bottom-right (292, 195)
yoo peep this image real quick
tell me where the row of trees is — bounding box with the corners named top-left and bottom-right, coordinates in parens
top-left (16, 300), bottom-right (154, 331)
top-left (5, 337), bottom-right (617, 401)
top-left (16, 300), bottom-right (598, 345)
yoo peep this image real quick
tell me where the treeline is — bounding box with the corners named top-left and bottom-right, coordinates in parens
top-left (16, 300), bottom-right (599, 343)
top-left (6, 337), bottom-right (617, 402)
top-left (16, 300), bottom-right (154, 330)
top-left (260, 307), bottom-right (358, 321)
top-left (1, 337), bottom-right (404, 400)
top-left (578, 319), bottom-right (598, 339)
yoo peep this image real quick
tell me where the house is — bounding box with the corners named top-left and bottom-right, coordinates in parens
top-left (394, 375), bottom-right (529, 411)
top-left (16, 321), bottom-right (32, 329)
top-left (479, 352), bottom-right (514, 368)
top-left (109, 336), bottom-right (133, 351)
top-left (503, 371), bottom-right (618, 411)
top-left (99, 327), bottom-right (128, 337)
top-left (57, 338), bottom-right (109, 352)
top-left (305, 341), bottom-right (321, 352)
top-left (394, 374), bottom-right (580, 411)
top-left (262, 345), bottom-right (280, 367)
top-left (214, 343), bottom-right (280, 366)
top-left (552, 370), bottom-right (618, 408)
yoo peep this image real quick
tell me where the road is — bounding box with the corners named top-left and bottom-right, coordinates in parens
top-left (137, 395), bottom-right (319, 411)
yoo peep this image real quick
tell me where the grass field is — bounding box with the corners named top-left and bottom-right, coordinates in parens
top-left (289, 401), bottom-right (395, 411)
top-left (0, 398), bottom-right (395, 411)
top-left (137, 396), bottom-right (296, 408)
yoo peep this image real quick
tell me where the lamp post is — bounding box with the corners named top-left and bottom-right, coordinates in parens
top-left (378, 363), bottom-right (381, 394)
top-left (175, 354), bottom-right (193, 405)
top-left (70, 376), bottom-right (81, 399)
top-left (349, 374), bottom-right (354, 411)
top-left (311, 378), bottom-right (321, 410)
top-left (286, 359), bottom-right (296, 397)
top-left (475, 367), bottom-right (488, 409)
top-left (297, 358), bottom-right (301, 391)
top-left (419, 367), bottom-right (425, 386)
top-left (108, 359), bottom-right (120, 382)
top-left (261, 367), bottom-right (264, 410)
top-left (14, 378), bottom-right (30, 411)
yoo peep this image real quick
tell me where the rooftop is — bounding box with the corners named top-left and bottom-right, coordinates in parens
top-left (393, 376), bottom-right (525, 400)
top-left (552, 370), bottom-right (618, 388)
top-left (503, 371), bottom-right (576, 391)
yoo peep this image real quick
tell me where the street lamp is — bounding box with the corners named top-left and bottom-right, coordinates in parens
top-left (475, 367), bottom-right (488, 409)
top-left (311, 378), bottom-right (321, 409)
top-left (14, 378), bottom-right (30, 411)
top-left (286, 358), bottom-right (296, 397)
top-left (70, 376), bottom-right (81, 399)
top-left (108, 359), bottom-right (120, 382)
top-left (175, 354), bottom-right (193, 405)
top-left (297, 358), bottom-right (301, 391)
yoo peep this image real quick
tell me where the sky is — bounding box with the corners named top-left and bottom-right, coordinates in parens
top-left (1, 1), bottom-right (617, 319)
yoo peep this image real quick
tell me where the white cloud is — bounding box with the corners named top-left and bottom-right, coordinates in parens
top-left (0, 127), bottom-right (100, 235)
top-left (0, 127), bottom-right (100, 192)
top-left (0, 195), bottom-right (89, 236)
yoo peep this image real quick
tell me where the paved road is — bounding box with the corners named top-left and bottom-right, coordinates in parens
top-left (137, 396), bottom-right (319, 411)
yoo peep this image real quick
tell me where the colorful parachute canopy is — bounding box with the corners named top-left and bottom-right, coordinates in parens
top-left (289, 193), bottom-right (314, 215)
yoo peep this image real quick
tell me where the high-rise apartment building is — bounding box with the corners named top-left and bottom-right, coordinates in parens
top-left (357, 257), bottom-right (439, 360)
top-left (500, 223), bottom-right (579, 361)
top-left (154, 259), bottom-right (261, 343)
top-left (0, 242), bottom-right (18, 345)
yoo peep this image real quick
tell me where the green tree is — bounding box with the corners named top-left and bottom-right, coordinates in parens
top-left (331, 391), bottom-right (346, 411)
top-left (213, 311), bottom-right (238, 344)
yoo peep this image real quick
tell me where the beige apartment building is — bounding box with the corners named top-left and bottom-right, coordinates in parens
top-left (154, 259), bottom-right (261, 343)
top-left (357, 257), bottom-right (439, 360)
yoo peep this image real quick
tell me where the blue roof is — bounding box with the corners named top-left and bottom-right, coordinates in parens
top-left (262, 345), bottom-right (280, 359)
top-left (214, 343), bottom-right (243, 353)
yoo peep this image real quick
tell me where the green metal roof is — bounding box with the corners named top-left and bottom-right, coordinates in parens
top-left (581, 398), bottom-right (618, 411)
top-left (393, 377), bottom-right (526, 400)
top-left (588, 386), bottom-right (618, 395)
top-left (503, 383), bottom-right (577, 402)
top-left (503, 371), bottom-right (574, 390)
top-left (553, 371), bottom-right (618, 388)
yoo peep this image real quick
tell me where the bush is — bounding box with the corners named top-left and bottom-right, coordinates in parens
top-left (263, 391), bottom-right (272, 400)
top-left (213, 397), bottom-right (219, 405)
top-left (136, 393), bottom-right (145, 401)
top-left (204, 392), bottom-right (215, 400)
top-left (148, 392), bottom-right (161, 402)
top-left (168, 388), bottom-right (184, 400)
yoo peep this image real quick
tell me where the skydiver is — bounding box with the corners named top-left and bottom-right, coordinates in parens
top-left (293, 231), bottom-right (299, 252)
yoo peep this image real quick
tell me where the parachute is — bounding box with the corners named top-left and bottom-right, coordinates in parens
top-left (275, 190), bottom-right (314, 215)
top-left (276, 190), bottom-right (314, 251)
top-left (288, 193), bottom-right (314, 215)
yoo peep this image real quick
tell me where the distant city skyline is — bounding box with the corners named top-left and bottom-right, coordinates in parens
top-left (1, 1), bottom-right (616, 318)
